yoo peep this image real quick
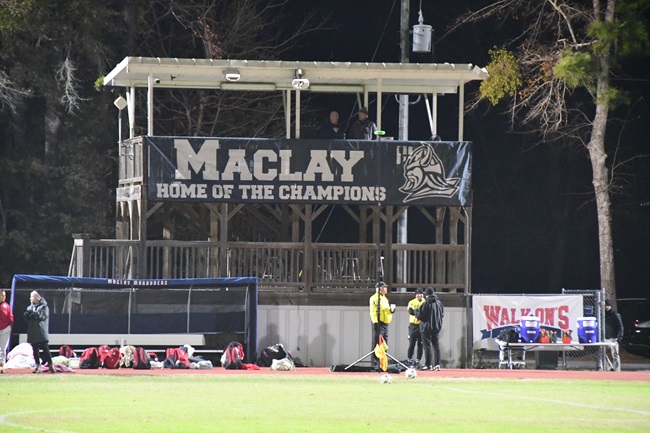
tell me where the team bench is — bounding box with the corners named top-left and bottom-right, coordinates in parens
top-left (17, 333), bottom-right (222, 357)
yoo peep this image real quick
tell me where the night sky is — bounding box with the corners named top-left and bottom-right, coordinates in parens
top-left (283, 0), bottom-right (650, 297)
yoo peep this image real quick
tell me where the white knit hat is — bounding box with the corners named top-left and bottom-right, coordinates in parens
top-left (30, 291), bottom-right (41, 301)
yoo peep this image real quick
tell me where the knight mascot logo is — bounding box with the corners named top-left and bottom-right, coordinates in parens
top-left (399, 143), bottom-right (460, 202)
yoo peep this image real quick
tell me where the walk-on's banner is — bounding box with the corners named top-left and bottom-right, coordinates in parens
top-left (146, 137), bottom-right (472, 206)
top-left (472, 295), bottom-right (584, 350)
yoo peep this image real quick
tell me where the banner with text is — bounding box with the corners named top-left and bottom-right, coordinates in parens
top-left (146, 137), bottom-right (472, 206)
top-left (472, 295), bottom-right (584, 350)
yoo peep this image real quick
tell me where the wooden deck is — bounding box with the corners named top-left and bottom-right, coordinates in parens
top-left (69, 238), bottom-right (467, 292)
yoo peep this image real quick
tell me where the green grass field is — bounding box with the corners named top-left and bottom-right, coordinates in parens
top-left (1, 373), bottom-right (648, 432)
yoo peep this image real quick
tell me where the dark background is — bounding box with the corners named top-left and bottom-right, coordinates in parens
top-left (0, 1), bottom-right (647, 299)
top-left (284, 0), bottom-right (650, 297)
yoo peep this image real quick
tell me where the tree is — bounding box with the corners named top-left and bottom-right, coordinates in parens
top-left (0, 0), bottom-right (332, 285)
top-left (0, 1), bottom-right (122, 284)
top-left (458, 0), bottom-right (649, 302)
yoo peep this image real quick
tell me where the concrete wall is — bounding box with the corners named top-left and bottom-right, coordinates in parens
top-left (257, 304), bottom-right (467, 368)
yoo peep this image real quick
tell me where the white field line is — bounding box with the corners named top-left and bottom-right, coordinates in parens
top-left (437, 385), bottom-right (650, 416)
top-left (0, 409), bottom-right (77, 433)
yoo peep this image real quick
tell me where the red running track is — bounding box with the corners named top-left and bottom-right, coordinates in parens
top-left (4, 367), bottom-right (650, 381)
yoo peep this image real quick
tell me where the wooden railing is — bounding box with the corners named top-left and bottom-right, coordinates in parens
top-left (69, 237), bottom-right (467, 292)
top-left (119, 137), bottom-right (143, 186)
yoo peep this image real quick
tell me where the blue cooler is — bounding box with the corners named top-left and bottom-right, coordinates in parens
top-left (577, 317), bottom-right (598, 343)
top-left (519, 316), bottom-right (541, 343)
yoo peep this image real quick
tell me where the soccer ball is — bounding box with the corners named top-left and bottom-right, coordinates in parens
top-left (404, 368), bottom-right (417, 379)
top-left (379, 373), bottom-right (392, 384)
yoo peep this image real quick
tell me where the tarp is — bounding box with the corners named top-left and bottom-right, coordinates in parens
top-left (146, 137), bottom-right (472, 206)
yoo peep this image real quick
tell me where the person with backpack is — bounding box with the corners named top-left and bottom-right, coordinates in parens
top-left (418, 287), bottom-right (444, 371)
top-left (406, 288), bottom-right (425, 368)
top-left (369, 281), bottom-right (395, 369)
top-left (23, 291), bottom-right (55, 374)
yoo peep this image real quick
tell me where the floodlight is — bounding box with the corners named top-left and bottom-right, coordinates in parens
top-left (113, 96), bottom-right (127, 111)
top-left (224, 70), bottom-right (241, 82)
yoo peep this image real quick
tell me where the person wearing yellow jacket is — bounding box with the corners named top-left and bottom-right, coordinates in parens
top-left (406, 288), bottom-right (425, 367)
top-left (369, 281), bottom-right (394, 369)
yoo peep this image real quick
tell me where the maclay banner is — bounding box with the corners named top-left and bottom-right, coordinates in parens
top-left (146, 137), bottom-right (472, 206)
top-left (472, 295), bottom-right (584, 350)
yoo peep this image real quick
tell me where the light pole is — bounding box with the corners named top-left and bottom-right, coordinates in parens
top-left (396, 0), bottom-right (410, 291)
top-left (397, 0), bottom-right (433, 291)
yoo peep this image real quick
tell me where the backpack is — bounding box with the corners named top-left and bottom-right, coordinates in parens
top-left (98, 344), bottom-right (110, 364)
top-left (119, 345), bottom-right (136, 368)
top-left (79, 347), bottom-right (101, 369)
top-left (59, 345), bottom-right (75, 358)
top-left (164, 347), bottom-right (190, 369)
top-left (223, 341), bottom-right (244, 370)
top-left (102, 347), bottom-right (121, 369)
top-left (257, 343), bottom-right (289, 367)
top-left (132, 347), bottom-right (151, 370)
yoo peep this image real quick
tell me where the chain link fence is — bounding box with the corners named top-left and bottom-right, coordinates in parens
top-left (471, 289), bottom-right (610, 370)
top-left (560, 288), bottom-right (608, 370)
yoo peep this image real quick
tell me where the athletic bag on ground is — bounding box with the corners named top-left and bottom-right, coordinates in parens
top-left (98, 344), bottom-right (110, 364)
top-left (132, 347), bottom-right (151, 370)
top-left (79, 347), bottom-right (101, 369)
top-left (59, 344), bottom-right (75, 358)
top-left (257, 343), bottom-right (289, 367)
top-left (163, 347), bottom-right (190, 369)
top-left (102, 347), bottom-right (121, 369)
top-left (119, 345), bottom-right (136, 368)
top-left (222, 341), bottom-right (244, 370)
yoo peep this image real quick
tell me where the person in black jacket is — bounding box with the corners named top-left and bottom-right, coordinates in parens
top-left (24, 291), bottom-right (55, 374)
top-left (346, 107), bottom-right (377, 140)
top-left (420, 287), bottom-right (444, 371)
top-left (604, 299), bottom-right (624, 371)
top-left (317, 111), bottom-right (345, 139)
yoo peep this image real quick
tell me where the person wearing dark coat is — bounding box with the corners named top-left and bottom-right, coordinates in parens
top-left (24, 291), bottom-right (55, 373)
top-left (317, 111), bottom-right (345, 139)
top-left (420, 287), bottom-right (444, 371)
top-left (346, 107), bottom-right (377, 140)
top-left (604, 299), bottom-right (624, 371)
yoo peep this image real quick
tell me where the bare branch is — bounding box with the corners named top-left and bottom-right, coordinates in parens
top-left (132, 0), bottom-right (329, 139)
top-left (545, 0), bottom-right (581, 45)
top-left (0, 70), bottom-right (29, 114)
top-left (55, 56), bottom-right (86, 114)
